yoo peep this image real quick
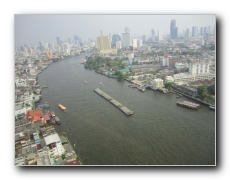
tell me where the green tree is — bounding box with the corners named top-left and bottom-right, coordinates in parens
top-left (165, 82), bottom-right (173, 90)
top-left (61, 154), bottom-right (66, 160)
top-left (197, 85), bottom-right (206, 96)
top-left (207, 84), bottom-right (215, 95)
top-left (115, 71), bottom-right (124, 81)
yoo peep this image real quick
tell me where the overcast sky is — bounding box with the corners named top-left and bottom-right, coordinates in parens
top-left (15, 14), bottom-right (215, 47)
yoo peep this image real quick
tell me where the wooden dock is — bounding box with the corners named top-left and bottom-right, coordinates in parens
top-left (94, 88), bottom-right (133, 116)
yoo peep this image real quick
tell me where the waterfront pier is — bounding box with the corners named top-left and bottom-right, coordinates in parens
top-left (94, 88), bottom-right (133, 116)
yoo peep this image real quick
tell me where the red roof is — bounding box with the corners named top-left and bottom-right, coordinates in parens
top-left (26, 110), bottom-right (43, 122)
top-left (43, 114), bottom-right (50, 121)
top-left (42, 119), bottom-right (47, 124)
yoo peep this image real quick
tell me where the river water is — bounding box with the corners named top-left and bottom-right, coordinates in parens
top-left (37, 54), bottom-right (215, 165)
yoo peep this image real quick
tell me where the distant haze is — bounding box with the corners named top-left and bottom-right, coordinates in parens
top-left (15, 14), bottom-right (215, 46)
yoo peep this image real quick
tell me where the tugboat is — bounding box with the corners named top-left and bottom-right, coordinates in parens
top-left (58, 104), bottom-right (67, 112)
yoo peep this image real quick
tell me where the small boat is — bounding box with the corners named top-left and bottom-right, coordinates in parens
top-left (50, 118), bottom-right (56, 125)
top-left (58, 103), bottom-right (67, 112)
top-left (138, 86), bottom-right (146, 92)
top-left (54, 116), bottom-right (61, 125)
top-left (209, 105), bottom-right (215, 111)
top-left (50, 111), bottom-right (55, 117)
top-left (84, 81), bottom-right (87, 84)
top-left (100, 82), bottom-right (102, 85)
top-left (129, 83), bottom-right (138, 88)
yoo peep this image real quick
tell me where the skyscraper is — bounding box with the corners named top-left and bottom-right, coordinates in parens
top-left (56, 37), bottom-right (60, 45)
top-left (200, 27), bottom-right (204, 35)
top-left (122, 26), bottom-right (131, 47)
top-left (184, 28), bottom-right (190, 39)
top-left (158, 29), bottom-right (163, 41)
top-left (151, 29), bottom-right (155, 41)
top-left (111, 34), bottom-right (121, 48)
top-left (96, 34), bottom-right (117, 54)
top-left (170, 20), bottom-right (178, 39)
top-left (142, 35), bottom-right (146, 43)
top-left (38, 41), bottom-right (43, 51)
top-left (192, 26), bottom-right (198, 37)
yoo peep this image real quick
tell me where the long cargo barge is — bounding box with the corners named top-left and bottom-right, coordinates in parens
top-left (177, 100), bottom-right (200, 110)
top-left (94, 88), bottom-right (133, 116)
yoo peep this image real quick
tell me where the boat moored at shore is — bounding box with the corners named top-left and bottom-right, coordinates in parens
top-left (128, 83), bottom-right (138, 88)
top-left (209, 105), bottom-right (215, 110)
top-left (177, 101), bottom-right (200, 110)
top-left (138, 86), bottom-right (146, 92)
top-left (50, 111), bottom-right (55, 117)
top-left (54, 116), bottom-right (61, 125)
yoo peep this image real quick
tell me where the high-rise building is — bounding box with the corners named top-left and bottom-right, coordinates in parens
top-left (96, 35), bottom-right (111, 50)
top-left (116, 41), bottom-right (122, 49)
top-left (137, 39), bottom-right (143, 47)
top-left (62, 43), bottom-right (71, 54)
top-left (192, 26), bottom-right (198, 37)
top-left (111, 34), bottom-right (121, 48)
top-left (142, 35), bottom-right (146, 43)
top-left (48, 43), bottom-right (54, 50)
top-left (151, 29), bottom-right (155, 41)
top-left (96, 34), bottom-right (117, 54)
top-left (200, 27), bottom-right (204, 35)
top-left (132, 38), bottom-right (138, 48)
top-left (122, 26), bottom-right (131, 47)
top-left (38, 41), bottom-right (43, 51)
top-left (158, 29), bottom-right (163, 41)
top-left (184, 28), bottom-right (190, 39)
top-left (170, 20), bottom-right (178, 39)
top-left (56, 37), bottom-right (60, 45)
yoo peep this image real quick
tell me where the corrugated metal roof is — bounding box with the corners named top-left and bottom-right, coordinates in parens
top-left (44, 133), bottom-right (60, 145)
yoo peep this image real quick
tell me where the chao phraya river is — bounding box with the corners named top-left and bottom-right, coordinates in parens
top-left (37, 54), bottom-right (215, 165)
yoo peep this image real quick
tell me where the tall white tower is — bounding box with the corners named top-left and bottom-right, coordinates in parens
top-left (158, 29), bottom-right (163, 41)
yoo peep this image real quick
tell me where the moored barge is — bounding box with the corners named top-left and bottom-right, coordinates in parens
top-left (177, 101), bottom-right (200, 110)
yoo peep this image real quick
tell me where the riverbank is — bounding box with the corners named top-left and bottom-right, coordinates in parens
top-left (33, 55), bottom-right (83, 165)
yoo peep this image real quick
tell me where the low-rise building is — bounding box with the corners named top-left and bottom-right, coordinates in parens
top-left (173, 84), bottom-right (198, 97)
top-left (164, 76), bottom-right (174, 83)
top-left (152, 78), bottom-right (164, 90)
top-left (173, 73), bottom-right (215, 84)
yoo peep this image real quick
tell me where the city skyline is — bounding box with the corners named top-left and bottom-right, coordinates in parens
top-left (15, 14), bottom-right (215, 47)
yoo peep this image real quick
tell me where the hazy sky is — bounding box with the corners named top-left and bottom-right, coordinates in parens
top-left (15, 14), bottom-right (215, 46)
